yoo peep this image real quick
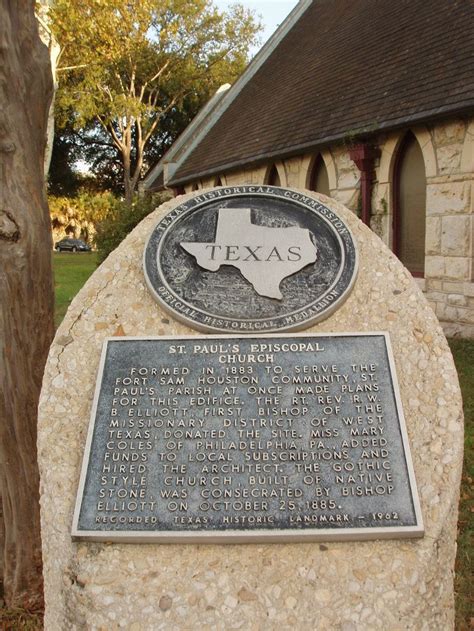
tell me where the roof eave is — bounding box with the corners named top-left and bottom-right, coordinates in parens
top-left (169, 100), bottom-right (474, 186)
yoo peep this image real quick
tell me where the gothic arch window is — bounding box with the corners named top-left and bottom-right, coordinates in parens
top-left (191, 182), bottom-right (199, 191)
top-left (266, 164), bottom-right (281, 186)
top-left (214, 176), bottom-right (223, 186)
top-left (393, 132), bottom-right (427, 277)
top-left (309, 154), bottom-right (330, 196)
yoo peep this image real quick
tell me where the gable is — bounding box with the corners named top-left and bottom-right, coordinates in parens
top-left (170, 0), bottom-right (474, 185)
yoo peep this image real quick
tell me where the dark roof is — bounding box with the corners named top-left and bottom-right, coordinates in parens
top-left (146, 169), bottom-right (164, 192)
top-left (170, 0), bottom-right (474, 185)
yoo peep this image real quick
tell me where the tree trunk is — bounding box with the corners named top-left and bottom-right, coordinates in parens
top-left (123, 149), bottom-right (133, 207)
top-left (0, 0), bottom-right (54, 609)
top-left (44, 43), bottom-right (60, 178)
top-left (36, 0), bottom-right (60, 178)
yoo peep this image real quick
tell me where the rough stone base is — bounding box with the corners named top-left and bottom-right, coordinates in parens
top-left (38, 190), bottom-right (464, 630)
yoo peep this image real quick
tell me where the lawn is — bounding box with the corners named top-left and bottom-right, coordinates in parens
top-left (450, 338), bottom-right (474, 631)
top-left (10, 257), bottom-right (470, 629)
top-left (52, 251), bottom-right (98, 327)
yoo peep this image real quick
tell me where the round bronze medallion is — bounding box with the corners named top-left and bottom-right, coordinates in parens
top-left (144, 186), bottom-right (358, 332)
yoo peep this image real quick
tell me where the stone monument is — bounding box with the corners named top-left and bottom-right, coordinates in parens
top-left (39, 187), bottom-right (463, 629)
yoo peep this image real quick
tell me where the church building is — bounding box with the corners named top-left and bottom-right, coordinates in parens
top-left (143, 0), bottom-right (474, 337)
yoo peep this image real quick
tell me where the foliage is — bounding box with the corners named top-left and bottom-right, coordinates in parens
top-left (49, 191), bottom-right (118, 244)
top-left (50, 0), bottom-right (261, 203)
top-left (48, 122), bottom-right (92, 196)
top-left (49, 95), bottom-right (215, 196)
top-left (48, 134), bottom-right (82, 196)
top-left (0, 603), bottom-right (44, 630)
top-left (95, 193), bottom-right (170, 264)
top-left (53, 252), bottom-right (99, 327)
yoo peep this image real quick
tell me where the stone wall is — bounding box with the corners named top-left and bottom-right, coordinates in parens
top-left (184, 116), bottom-right (474, 337)
top-left (38, 191), bottom-right (464, 629)
top-left (424, 119), bottom-right (474, 337)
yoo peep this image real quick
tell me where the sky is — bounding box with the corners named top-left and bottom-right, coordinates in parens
top-left (214, 0), bottom-right (300, 53)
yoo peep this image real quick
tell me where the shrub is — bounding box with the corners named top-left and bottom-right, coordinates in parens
top-left (95, 193), bottom-right (170, 264)
top-left (49, 191), bottom-right (117, 246)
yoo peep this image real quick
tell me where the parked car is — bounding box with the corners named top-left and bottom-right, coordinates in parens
top-left (55, 238), bottom-right (91, 252)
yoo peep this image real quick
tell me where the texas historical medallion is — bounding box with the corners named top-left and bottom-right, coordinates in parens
top-left (143, 186), bottom-right (358, 332)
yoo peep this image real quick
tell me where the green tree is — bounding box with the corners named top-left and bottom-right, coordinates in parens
top-left (95, 193), bottom-right (170, 264)
top-left (51, 0), bottom-right (261, 204)
top-left (49, 191), bottom-right (118, 244)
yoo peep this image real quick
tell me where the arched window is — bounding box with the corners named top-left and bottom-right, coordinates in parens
top-left (191, 182), bottom-right (199, 191)
top-left (266, 164), bottom-right (281, 186)
top-left (214, 176), bottom-right (223, 186)
top-left (309, 154), bottom-right (330, 196)
top-left (393, 132), bottom-right (426, 276)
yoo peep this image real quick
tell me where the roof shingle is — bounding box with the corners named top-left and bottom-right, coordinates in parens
top-left (170, 0), bottom-right (474, 185)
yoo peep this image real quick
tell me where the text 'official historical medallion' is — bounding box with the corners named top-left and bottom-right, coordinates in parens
top-left (143, 186), bottom-right (358, 332)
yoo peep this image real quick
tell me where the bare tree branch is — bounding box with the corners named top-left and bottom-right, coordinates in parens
top-left (97, 114), bottom-right (123, 151)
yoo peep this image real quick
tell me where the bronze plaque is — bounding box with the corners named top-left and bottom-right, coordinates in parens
top-left (144, 186), bottom-right (357, 332)
top-left (72, 333), bottom-right (423, 543)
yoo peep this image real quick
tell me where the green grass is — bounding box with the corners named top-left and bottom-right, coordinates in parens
top-left (448, 339), bottom-right (473, 631)
top-left (52, 252), bottom-right (98, 327)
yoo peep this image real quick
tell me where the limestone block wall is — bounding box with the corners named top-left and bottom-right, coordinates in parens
top-left (369, 119), bottom-right (474, 336)
top-left (181, 116), bottom-right (474, 337)
top-left (424, 119), bottom-right (474, 337)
